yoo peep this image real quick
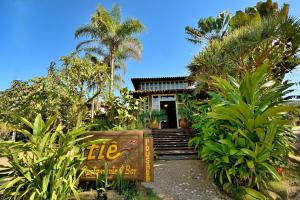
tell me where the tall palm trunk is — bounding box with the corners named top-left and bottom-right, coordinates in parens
top-left (91, 87), bottom-right (95, 122)
top-left (76, 83), bottom-right (85, 127)
top-left (109, 51), bottom-right (115, 97)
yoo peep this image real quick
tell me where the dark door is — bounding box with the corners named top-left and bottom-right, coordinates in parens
top-left (160, 101), bottom-right (177, 129)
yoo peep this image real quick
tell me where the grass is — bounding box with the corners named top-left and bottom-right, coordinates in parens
top-left (137, 186), bottom-right (161, 200)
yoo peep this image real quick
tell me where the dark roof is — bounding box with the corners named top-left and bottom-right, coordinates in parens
top-left (131, 76), bottom-right (189, 90)
top-left (130, 88), bottom-right (194, 97)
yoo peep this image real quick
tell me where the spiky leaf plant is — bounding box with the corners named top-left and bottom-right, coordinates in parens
top-left (190, 63), bottom-right (296, 198)
top-left (0, 114), bottom-right (106, 200)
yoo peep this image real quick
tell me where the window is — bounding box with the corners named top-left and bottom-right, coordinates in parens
top-left (161, 95), bottom-right (175, 101)
top-left (183, 82), bottom-right (188, 88)
top-left (152, 96), bottom-right (159, 110)
top-left (139, 80), bottom-right (189, 91)
top-left (141, 83), bottom-right (144, 90)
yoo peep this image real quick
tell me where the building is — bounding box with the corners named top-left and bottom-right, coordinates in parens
top-left (131, 76), bottom-right (195, 129)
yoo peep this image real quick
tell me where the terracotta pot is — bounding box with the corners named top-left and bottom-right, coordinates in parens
top-left (179, 119), bottom-right (188, 129)
top-left (150, 120), bottom-right (159, 129)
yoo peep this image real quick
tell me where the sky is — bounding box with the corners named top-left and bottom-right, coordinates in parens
top-left (0, 0), bottom-right (300, 94)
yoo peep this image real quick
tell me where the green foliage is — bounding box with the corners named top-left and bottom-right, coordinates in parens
top-left (137, 110), bottom-right (149, 128)
top-left (177, 93), bottom-right (197, 122)
top-left (0, 4), bottom-right (145, 131)
top-left (229, 0), bottom-right (289, 30)
top-left (75, 4), bottom-right (145, 97)
top-left (98, 88), bottom-right (145, 130)
top-left (95, 163), bottom-right (111, 194)
top-left (149, 110), bottom-right (167, 123)
top-left (0, 114), bottom-right (107, 200)
top-left (188, 0), bottom-right (300, 81)
top-left (60, 54), bottom-right (108, 127)
top-left (112, 174), bottom-right (139, 199)
top-left (95, 172), bottom-right (139, 200)
top-left (0, 74), bottom-right (74, 128)
top-left (190, 63), bottom-right (296, 197)
top-left (185, 11), bottom-right (231, 44)
top-left (0, 55), bottom-right (108, 130)
top-left (0, 122), bottom-right (12, 140)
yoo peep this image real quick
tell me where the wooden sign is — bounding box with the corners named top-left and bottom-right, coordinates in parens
top-left (81, 130), bottom-right (153, 182)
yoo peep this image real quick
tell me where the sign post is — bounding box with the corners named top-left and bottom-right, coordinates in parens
top-left (81, 130), bottom-right (154, 182)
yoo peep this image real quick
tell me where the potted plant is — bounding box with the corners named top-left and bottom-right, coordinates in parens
top-left (178, 106), bottom-right (190, 128)
top-left (149, 110), bottom-right (166, 129)
top-left (177, 93), bottom-right (196, 129)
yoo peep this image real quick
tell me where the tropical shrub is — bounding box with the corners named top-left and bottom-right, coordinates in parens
top-left (0, 55), bottom-right (108, 130)
top-left (149, 110), bottom-right (167, 123)
top-left (137, 110), bottom-right (150, 129)
top-left (99, 88), bottom-right (145, 130)
top-left (0, 114), bottom-right (106, 200)
top-left (187, 0), bottom-right (300, 81)
top-left (177, 93), bottom-right (197, 123)
top-left (189, 63), bottom-right (296, 198)
top-left (0, 122), bottom-right (13, 141)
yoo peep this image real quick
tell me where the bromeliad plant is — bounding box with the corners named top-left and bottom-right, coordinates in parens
top-left (189, 63), bottom-right (296, 198)
top-left (0, 114), bottom-right (106, 200)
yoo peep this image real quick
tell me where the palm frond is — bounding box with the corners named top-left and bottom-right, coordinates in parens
top-left (121, 37), bottom-right (143, 61)
top-left (110, 4), bottom-right (121, 23)
top-left (92, 6), bottom-right (116, 34)
top-left (74, 25), bottom-right (99, 39)
top-left (75, 39), bottom-right (99, 50)
top-left (117, 18), bottom-right (144, 39)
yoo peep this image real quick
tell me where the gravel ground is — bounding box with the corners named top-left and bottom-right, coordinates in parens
top-left (142, 160), bottom-right (231, 200)
top-left (293, 127), bottom-right (300, 154)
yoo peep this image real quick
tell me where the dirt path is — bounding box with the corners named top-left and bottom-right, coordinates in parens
top-left (142, 160), bottom-right (230, 200)
top-left (293, 126), bottom-right (300, 154)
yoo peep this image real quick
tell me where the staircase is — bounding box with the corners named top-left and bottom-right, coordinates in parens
top-left (152, 129), bottom-right (198, 160)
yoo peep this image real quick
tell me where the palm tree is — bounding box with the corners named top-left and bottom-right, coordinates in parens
top-left (185, 11), bottom-right (231, 45)
top-left (75, 5), bottom-right (144, 97)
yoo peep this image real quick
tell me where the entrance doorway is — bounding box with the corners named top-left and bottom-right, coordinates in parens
top-left (160, 101), bottom-right (177, 129)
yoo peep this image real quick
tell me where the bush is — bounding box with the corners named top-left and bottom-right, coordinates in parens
top-left (97, 88), bottom-right (145, 130)
top-left (0, 122), bottom-right (12, 141)
top-left (190, 63), bottom-right (296, 198)
top-left (0, 114), bottom-right (106, 200)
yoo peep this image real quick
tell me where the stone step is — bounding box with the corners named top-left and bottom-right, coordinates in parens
top-left (153, 138), bottom-right (189, 142)
top-left (151, 129), bottom-right (198, 160)
top-left (156, 150), bottom-right (197, 155)
top-left (155, 145), bottom-right (189, 149)
top-left (155, 146), bottom-right (192, 150)
top-left (153, 136), bottom-right (192, 140)
top-left (152, 133), bottom-right (192, 137)
top-left (157, 154), bottom-right (199, 160)
top-left (154, 142), bottom-right (188, 147)
top-left (152, 130), bottom-right (193, 135)
top-left (152, 128), bottom-right (182, 132)
top-left (152, 132), bottom-right (191, 136)
top-left (154, 140), bottom-right (189, 143)
top-left (153, 138), bottom-right (190, 141)
top-left (153, 134), bottom-right (190, 138)
top-left (153, 134), bottom-right (190, 137)
top-left (154, 141), bottom-right (188, 145)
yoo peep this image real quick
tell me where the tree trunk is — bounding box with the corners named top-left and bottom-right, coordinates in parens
top-left (109, 52), bottom-right (115, 97)
top-left (91, 87), bottom-right (95, 122)
top-left (76, 84), bottom-right (84, 127)
top-left (76, 109), bottom-right (82, 128)
top-left (12, 131), bottom-right (16, 142)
